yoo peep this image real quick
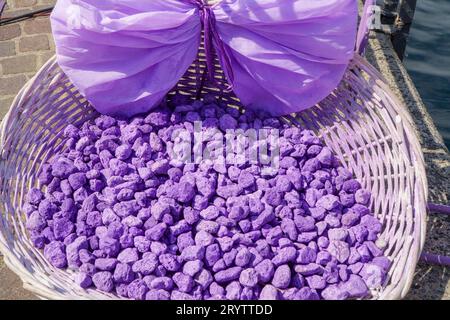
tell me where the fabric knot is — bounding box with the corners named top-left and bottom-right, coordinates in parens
top-left (182, 0), bottom-right (234, 89)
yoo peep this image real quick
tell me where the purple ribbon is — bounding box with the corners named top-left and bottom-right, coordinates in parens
top-left (181, 0), bottom-right (234, 88)
top-left (356, 0), bottom-right (375, 55)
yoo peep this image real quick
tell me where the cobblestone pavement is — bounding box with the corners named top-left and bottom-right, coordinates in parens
top-left (0, 0), bottom-right (449, 300)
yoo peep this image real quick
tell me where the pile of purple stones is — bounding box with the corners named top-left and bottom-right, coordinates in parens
top-left (24, 95), bottom-right (390, 300)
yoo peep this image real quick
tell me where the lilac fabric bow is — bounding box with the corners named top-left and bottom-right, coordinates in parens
top-left (51, 0), bottom-right (358, 117)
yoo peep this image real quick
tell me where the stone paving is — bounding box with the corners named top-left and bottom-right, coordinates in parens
top-left (0, 0), bottom-right (55, 119)
top-left (0, 0), bottom-right (449, 300)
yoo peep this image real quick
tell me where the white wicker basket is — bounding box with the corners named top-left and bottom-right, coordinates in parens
top-left (0, 52), bottom-right (428, 299)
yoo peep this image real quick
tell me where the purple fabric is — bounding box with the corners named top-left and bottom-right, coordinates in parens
top-left (356, 0), bottom-right (375, 55)
top-left (51, 0), bottom-right (358, 117)
top-left (0, 1), bottom-right (6, 18)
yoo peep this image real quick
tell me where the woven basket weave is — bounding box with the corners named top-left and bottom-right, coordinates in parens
top-left (0, 48), bottom-right (427, 299)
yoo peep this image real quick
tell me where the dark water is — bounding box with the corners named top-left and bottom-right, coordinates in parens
top-left (404, 0), bottom-right (450, 148)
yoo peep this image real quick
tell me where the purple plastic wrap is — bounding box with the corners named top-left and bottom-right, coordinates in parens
top-left (51, 0), bottom-right (358, 117)
top-left (0, 1), bottom-right (6, 17)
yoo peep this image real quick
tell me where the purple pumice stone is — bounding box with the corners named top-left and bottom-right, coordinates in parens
top-left (132, 256), bottom-right (159, 276)
top-left (127, 279), bottom-right (149, 300)
top-left (173, 272), bottom-right (194, 293)
top-left (114, 263), bottom-right (135, 284)
top-left (259, 285), bottom-right (280, 300)
top-left (321, 285), bottom-right (349, 300)
top-left (239, 268), bottom-right (259, 288)
top-left (272, 246), bottom-right (297, 266)
top-left (75, 272), bottom-right (93, 289)
top-left (44, 241), bottom-right (67, 268)
top-left (25, 99), bottom-right (388, 300)
top-left (193, 269), bottom-right (212, 290)
top-left (159, 253), bottom-right (181, 272)
top-left (27, 188), bottom-right (43, 205)
top-left (306, 275), bottom-right (327, 290)
top-left (272, 265), bottom-right (291, 289)
top-left (68, 172), bottom-right (87, 190)
top-left (95, 258), bottom-right (118, 271)
top-left (219, 114), bottom-right (238, 131)
top-left (205, 244), bottom-right (221, 267)
top-left (146, 289), bottom-right (171, 300)
top-left (214, 266), bottom-right (243, 284)
top-left (115, 144), bottom-right (132, 160)
top-left (117, 247), bottom-right (139, 264)
top-left (194, 230), bottom-right (214, 247)
top-left (341, 274), bottom-right (369, 298)
top-left (297, 247), bottom-right (317, 264)
top-left (255, 259), bottom-right (275, 284)
top-left (183, 260), bottom-right (203, 277)
top-left (235, 248), bottom-right (252, 267)
top-left (181, 245), bottom-right (205, 262)
top-left (226, 281), bottom-right (242, 300)
top-left (92, 271), bottom-right (114, 293)
top-left (99, 236), bottom-right (120, 257)
top-left (171, 290), bottom-right (196, 301)
top-left (150, 276), bottom-right (174, 291)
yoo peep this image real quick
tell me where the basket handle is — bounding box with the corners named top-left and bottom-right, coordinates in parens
top-left (419, 202), bottom-right (450, 267)
top-left (356, 0), bottom-right (376, 55)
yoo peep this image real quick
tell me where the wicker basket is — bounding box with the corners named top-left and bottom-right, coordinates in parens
top-left (0, 48), bottom-right (427, 299)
